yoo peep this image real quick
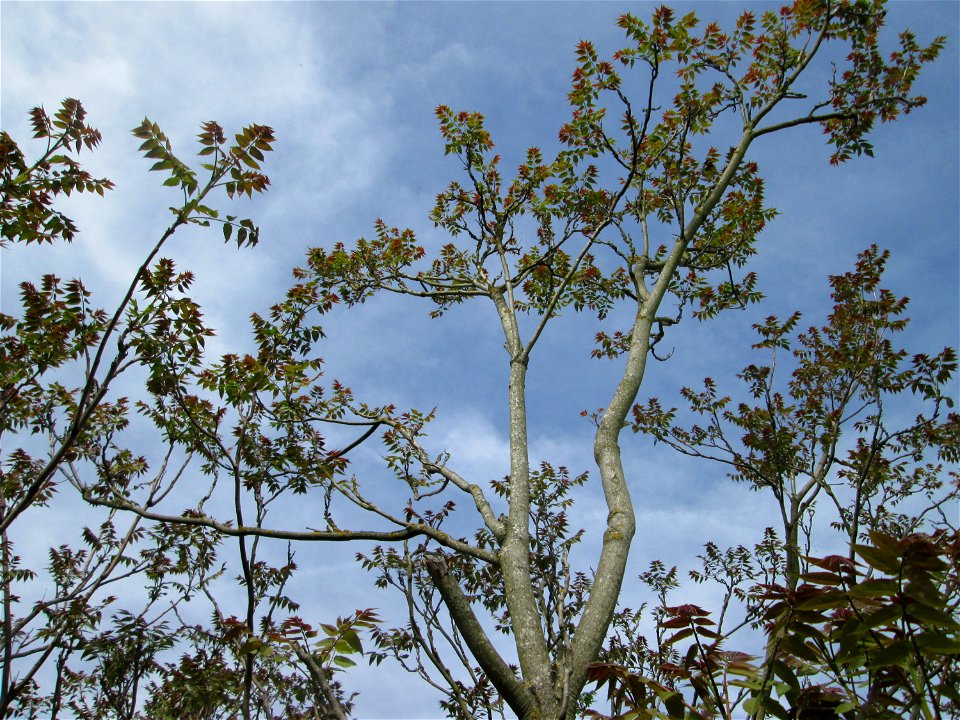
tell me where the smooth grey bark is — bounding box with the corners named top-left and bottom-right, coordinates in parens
top-left (562, 125), bottom-right (758, 713)
top-left (292, 644), bottom-right (349, 720)
top-left (491, 287), bottom-right (561, 717)
top-left (424, 554), bottom-right (537, 715)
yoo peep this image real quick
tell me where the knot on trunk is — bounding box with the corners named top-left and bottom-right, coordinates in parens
top-left (424, 552), bottom-right (449, 578)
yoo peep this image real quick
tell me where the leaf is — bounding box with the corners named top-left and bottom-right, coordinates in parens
top-left (796, 590), bottom-right (847, 611)
top-left (663, 627), bottom-right (694, 646)
top-left (799, 570), bottom-right (843, 586)
top-left (761, 697), bottom-right (790, 720)
top-left (771, 659), bottom-right (800, 695)
top-left (779, 634), bottom-right (821, 663)
top-left (905, 603), bottom-right (960, 630)
top-left (342, 628), bottom-right (363, 653)
top-left (239, 153), bottom-right (261, 170)
top-left (333, 639), bottom-right (355, 654)
top-left (854, 544), bottom-right (902, 575)
top-left (861, 603), bottom-right (901, 630)
top-left (660, 688), bottom-right (685, 718)
top-left (847, 578), bottom-right (899, 599)
top-left (867, 639), bottom-right (911, 668)
top-left (912, 632), bottom-right (960, 654)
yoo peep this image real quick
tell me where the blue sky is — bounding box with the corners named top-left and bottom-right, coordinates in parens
top-left (2, 2), bottom-right (958, 717)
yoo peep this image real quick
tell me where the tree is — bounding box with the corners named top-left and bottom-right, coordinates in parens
top-left (2, 101), bottom-right (370, 719)
top-left (589, 530), bottom-right (960, 719)
top-left (590, 245), bottom-right (959, 719)
top-left (633, 245), bottom-right (958, 589)
top-left (0, 1), bottom-right (949, 718)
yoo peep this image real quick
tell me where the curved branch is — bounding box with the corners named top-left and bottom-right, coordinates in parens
top-left (328, 476), bottom-right (498, 563)
top-left (390, 424), bottom-right (505, 541)
top-left (752, 110), bottom-right (852, 139)
top-left (81, 491), bottom-right (421, 543)
top-left (326, 422), bottom-right (381, 460)
top-left (424, 553), bottom-right (535, 716)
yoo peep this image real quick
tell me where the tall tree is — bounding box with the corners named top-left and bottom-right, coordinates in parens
top-left (293, 4), bottom-right (944, 716)
top-left (594, 245), bottom-right (959, 719)
top-left (0, 1), bottom-right (948, 718)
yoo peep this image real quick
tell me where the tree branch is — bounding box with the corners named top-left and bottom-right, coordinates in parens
top-left (391, 423), bottom-right (505, 541)
top-left (81, 491), bottom-right (422, 543)
top-left (292, 644), bottom-right (349, 720)
top-left (752, 110), bottom-right (852, 139)
top-left (424, 553), bottom-right (535, 716)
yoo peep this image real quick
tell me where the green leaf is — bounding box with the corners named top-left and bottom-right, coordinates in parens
top-left (906, 603), bottom-right (960, 630)
top-left (779, 634), bottom-right (820, 663)
top-left (342, 628), bottom-right (362, 653)
top-left (764, 698), bottom-right (790, 720)
top-left (771, 659), bottom-right (800, 695)
top-left (239, 153), bottom-right (260, 170)
top-left (796, 590), bottom-right (847, 610)
top-left (941, 680), bottom-right (960, 703)
top-left (912, 632), bottom-right (960, 654)
top-left (332, 655), bottom-right (356, 669)
top-left (835, 700), bottom-right (858, 714)
top-left (867, 639), bottom-right (911, 668)
top-left (333, 639), bottom-right (355, 654)
top-left (848, 578), bottom-right (899, 599)
top-left (854, 544), bottom-right (901, 574)
top-left (861, 603), bottom-right (901, 630)
top-left (658, 688), bottom-right (685, 718)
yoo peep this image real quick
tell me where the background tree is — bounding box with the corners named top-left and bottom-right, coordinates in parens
top-left (632, 245), bottom-right (958, 588)
top-left (588, 244), bottom-right (958, 719)
top-left (1, 101), bottom-right (372, 719)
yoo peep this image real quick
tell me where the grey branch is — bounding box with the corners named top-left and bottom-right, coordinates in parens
top-left (423, 553), bottom-right (535, 716)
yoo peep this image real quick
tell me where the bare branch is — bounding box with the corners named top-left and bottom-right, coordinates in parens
top-left (424, 554), bottom-right (535, 716)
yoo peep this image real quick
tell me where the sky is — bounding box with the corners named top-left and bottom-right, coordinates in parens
top-left (2, 1), bottom-right (958, 717)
